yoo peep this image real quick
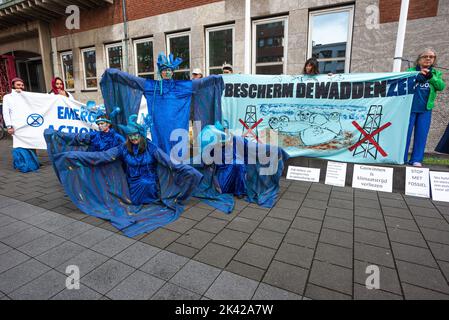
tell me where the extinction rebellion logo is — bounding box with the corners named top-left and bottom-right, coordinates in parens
top-left (27, 113), bottom-right (44, 127)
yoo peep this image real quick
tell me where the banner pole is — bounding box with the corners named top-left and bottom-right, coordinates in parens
top-left (244, 0), bottom-right (251, 75)
top-left (393, 0), bottom-right (410, 72)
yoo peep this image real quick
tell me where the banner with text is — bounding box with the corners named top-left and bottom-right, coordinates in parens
top-left (7, 92), bottom-right (97, 149)
top-left (221, 72), bottom-right (417, 164)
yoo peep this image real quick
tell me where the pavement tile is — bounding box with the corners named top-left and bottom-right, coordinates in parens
top-left (205, 271), bottom-right (259, 300)
top-left (354, 242), bottom-right (395, 268)
top-left (226, 217), bottom-right (260, 233)
top-left (252, 283), bottom-right (302, 300)
top-left (176, 229), bottom-right (215, 249)
top-left (409, 207), bottom-right (442, 219)
top-left (297, 207), bottom-right (325, 221)
top-left (354, 216), bottom-right (386, 233)
top-left (382, 207), bottom-right (414, 220)
top-left (291, 216), bottom-right (322, 233)
top-left (71, 227), bottom-right (115, 248)
top-left (302, 199), bottom-right (327, 210)
top-left (151, 283), bottom-right (200, 300)
top-left (319, 228), bottom-right (353, 249)
top-left (82, 260), bottom-right (135, 295)
top-left (212, 228), bottom-right (250, 250)
top-left (325, 207), bottom-right (353, 221)
top-left (0, 242), bottom-right (11, 255)
top-left (0, 215), bottom-right (17, 227)
top-left (404, 197), bottom-right (435, 208)
top-left (427, 242), bottom-right (449, 262)
top-left (35, 241), bottom-right (85, 268)
top-left (308, 260), bottom-right (352, 295)
top-left (234, 243), bottom-right (275, 269)
top-left (315, 242), bottom-right (353, 268)
top-left (420, 227), bottom-right (449, 245)
top-left (1, 226), bottom-right (48, 248)
top-left (91, 234), bottom-right (136, 257)
top-left (52, 221), bottom-right (95, 240)
top-left (328, 199), bottom-right (353, 210)
top-left (380, 198), bottom-right (408, 209)
top-left (170, 260), bottom-right (221, 295)
top-left (0, 221), bottom-right (34, 240)
top-left (21, 211), bottom-right (59, 226)
top-left (353, 283), bottom-right (403, 300)
top-left (259, 217), bottom-right (291, 234)
top-left (0, 259), bottom-right (51, 294)
top-left (182, 207), bottom-right (212, 221)
top-left (414, 216), bottom-right (449, 232)
top-left (263, 260), bottom-right (308, 295)
top-left (194, 243), bottom-right (237, 268)
top-left (0, 202), bottom-right (47, 220)
top-left (81, 216), bottom-right (104, 227)
top-left (355, 228), bottom-right (390, 249)
top-left (330, 191), bottom-right (353, 201)
top-left (248, 228), bottom-right (284, 249)
top-left (305, 283), bottom-right (351, 300)
top-left (166, 242), bottom-right (199, 259)
top-left (9, 270), bottom-right (66, 300)
top-left (354, 207), bottom-right (383, 220)
top-left (323, 216), bottom-right (353, 233)
top-left (225, 260), bottom-right (265, 282)
top-left (55, 249), bottom-right (109, 276)
top-left (139, 228), bottom-right (181, 249)
top-left (17, 233), bottom-right (66, 257)
top-left (354, 260), bottom-right (402, 295)
top-left (284, 228), bottom-right (318, 249)
top-left (34, 215), bottom-right (76, 232)
top-left (305, 191), bottom-right (329, 201)
top-left (238, 207), bottom-right (269, 221)
top-left (106, 270), bottom-right (165, 300)
top-left (354, 198), bottom-right (380, 209)
top-left (114, 242), bottom-right (160, 268)
top-left (396, 260), bottom-right (449, 294)
top-left (437, 260), bottom-right (449, 281)
top-left (387, 227), bottom-right (428, 248)
top-left (140, 250), bottom-right (188, 281)
top-left (267, 207), bottom-right (297, 221)
top-left (274, 242), bottom-right (314, 269)
top-left (275, 199), bottom-right (302, 210)
top-left (401, 283), bottom-right (449, 300)
top-left (163, 217), bottom-right (197, 234)
top-left (384, 216), bottom-right (420, 232)
top-left (194, 217), bottom-right (228, 234)
top-left (51, 286), bottom-right (102, 300)
top-left (391, 242), bottom-right (439, 268)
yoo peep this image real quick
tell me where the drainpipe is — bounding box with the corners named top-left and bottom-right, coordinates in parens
top-left (244, 0), bottom-right (251, 74)
top-left (393, 0), bottom-right (409, 72)
top-left (122, 0), bottom-right (129, 73)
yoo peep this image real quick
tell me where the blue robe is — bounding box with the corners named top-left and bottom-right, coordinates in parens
top-left (12, 148), bottom-right (40, 173)
top-left (44, 129), bottom-right (202, 237)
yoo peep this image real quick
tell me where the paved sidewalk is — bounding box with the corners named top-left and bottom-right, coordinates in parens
top-left (1, 138), bottom-right (449, 300)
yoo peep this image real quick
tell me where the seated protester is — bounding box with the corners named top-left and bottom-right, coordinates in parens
top-left (53, 109), bottom-right (125, 152)
top-left (49, 77), bottom-right (73, 99)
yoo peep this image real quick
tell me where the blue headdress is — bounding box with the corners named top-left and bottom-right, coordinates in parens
top-left (118, 114), bottom-right (147, 137)
top-left (95, 107), bottom-right (121, 124)
top-left (198, 121), bottom-right (232, 151)
top-left (156, 52), bottom-right (183, 73)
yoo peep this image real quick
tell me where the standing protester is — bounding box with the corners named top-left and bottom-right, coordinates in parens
top-left (222, 63), bottom-right (233, 74)
top-left (404, 48), bottom-right (446, 167)
top-left (192, 68), bottom-right (203, 79)
top-left (303, 58), bottom-right (320, 75)
top-left (435, 123), bottom-right (449, 154)
top-left (49, 77), bottom-right (73, 98)
top-left (2, 78), bottom-right (40, 172)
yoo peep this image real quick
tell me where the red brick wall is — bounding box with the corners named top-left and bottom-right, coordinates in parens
top-left (379, 0), bottom-right (439, 23)
top-left (50, 0), bottom-right (222, 38)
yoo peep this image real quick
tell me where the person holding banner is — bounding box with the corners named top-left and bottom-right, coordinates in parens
top-left (404, 48), bottom-right (446, 167)
top-left (49, 77), bottom-right (73, 99)
top-left (303, 58), bottom-right (320, 75)
top-left (2, 78), bottom-right (40, 173)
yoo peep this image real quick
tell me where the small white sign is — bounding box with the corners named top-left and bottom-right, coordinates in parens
top-left (430, 171), bottom-right (449, 202)
top-left (352, 164), bottom-right (393, 193)
top-left (405, 167), bottom-right (430, 198)
top-left (287, 166), bottom-right (320, 183)
top-left (325, 161), bottom-right (347, 187)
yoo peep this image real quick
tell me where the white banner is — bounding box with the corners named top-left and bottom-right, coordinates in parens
top-left (6, 92), bottom-right (97, 149)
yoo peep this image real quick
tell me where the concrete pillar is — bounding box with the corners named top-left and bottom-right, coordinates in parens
top-left (37, 21), bottom-right (53, 92)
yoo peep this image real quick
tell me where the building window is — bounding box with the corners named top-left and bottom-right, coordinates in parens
top-left (81, 47), bottom-right (97, 89)
top-left (308, 6), bottom-right (354, 74)
top-left (60, 51), bottom-right (74, 91)
top-left (252, 17), bottom-right (288, 75)
top-left (206, 25), bottom-right (234, 75)
top-left (134, 38), bottom-right (154, 79)
top-left (105, 43), bottom-right (123, 70)
top-left (166, 32), bottom-right (190, 80)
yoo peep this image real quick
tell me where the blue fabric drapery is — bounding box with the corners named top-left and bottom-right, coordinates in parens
top-left (12, 148), bottom-right (40, 173)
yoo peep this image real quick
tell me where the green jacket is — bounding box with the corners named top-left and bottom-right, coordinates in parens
top-left (407, 67), bottom-right (446, 110)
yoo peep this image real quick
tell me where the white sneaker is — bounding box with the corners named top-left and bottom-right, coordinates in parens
top-left (412, 162), bottom-right (423, 167)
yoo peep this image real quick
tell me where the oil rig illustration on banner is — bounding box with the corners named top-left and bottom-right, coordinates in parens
top-left (352, 105), bottom-right (384, 160)
top-left (242, 105), bottom-right (259, 138)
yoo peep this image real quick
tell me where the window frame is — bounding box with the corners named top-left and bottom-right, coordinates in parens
top-left (104, 42), bottom-right (124, 71)
top-left (80, 47), bottom-right (98, 90)
top-left (205, 24), bottom-right (235, 76)
top-left (59, 50), bottom-right (74, 92)
top-left (166, 31), bottom-right (191, 79)
top-left (133, 37), bottom-right (155, 79)
top-left (252, 16), bottom-right (289, 75)
top-left (307, 5), bottom-right (354, 74)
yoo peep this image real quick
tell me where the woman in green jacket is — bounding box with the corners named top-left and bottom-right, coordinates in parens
top-left (404, 48), bottom-right (446, 167)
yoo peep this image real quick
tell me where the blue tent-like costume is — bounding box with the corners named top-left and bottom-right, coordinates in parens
top-left (44, 115), bottom-right (202, 238)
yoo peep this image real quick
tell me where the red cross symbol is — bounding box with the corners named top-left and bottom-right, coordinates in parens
top-left (239, 118), bottom-right (263, 143)
top-left (348, 121), bottom-right (392, 157)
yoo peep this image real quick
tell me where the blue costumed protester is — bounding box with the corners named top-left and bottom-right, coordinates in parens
top-left (44, 115), bottom-right (202, 237)
top-left (193, 122), bottom-right (289, 209)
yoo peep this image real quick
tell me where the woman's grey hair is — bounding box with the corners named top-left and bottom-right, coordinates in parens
top-left (415, 48), bottom-right (437, 66)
